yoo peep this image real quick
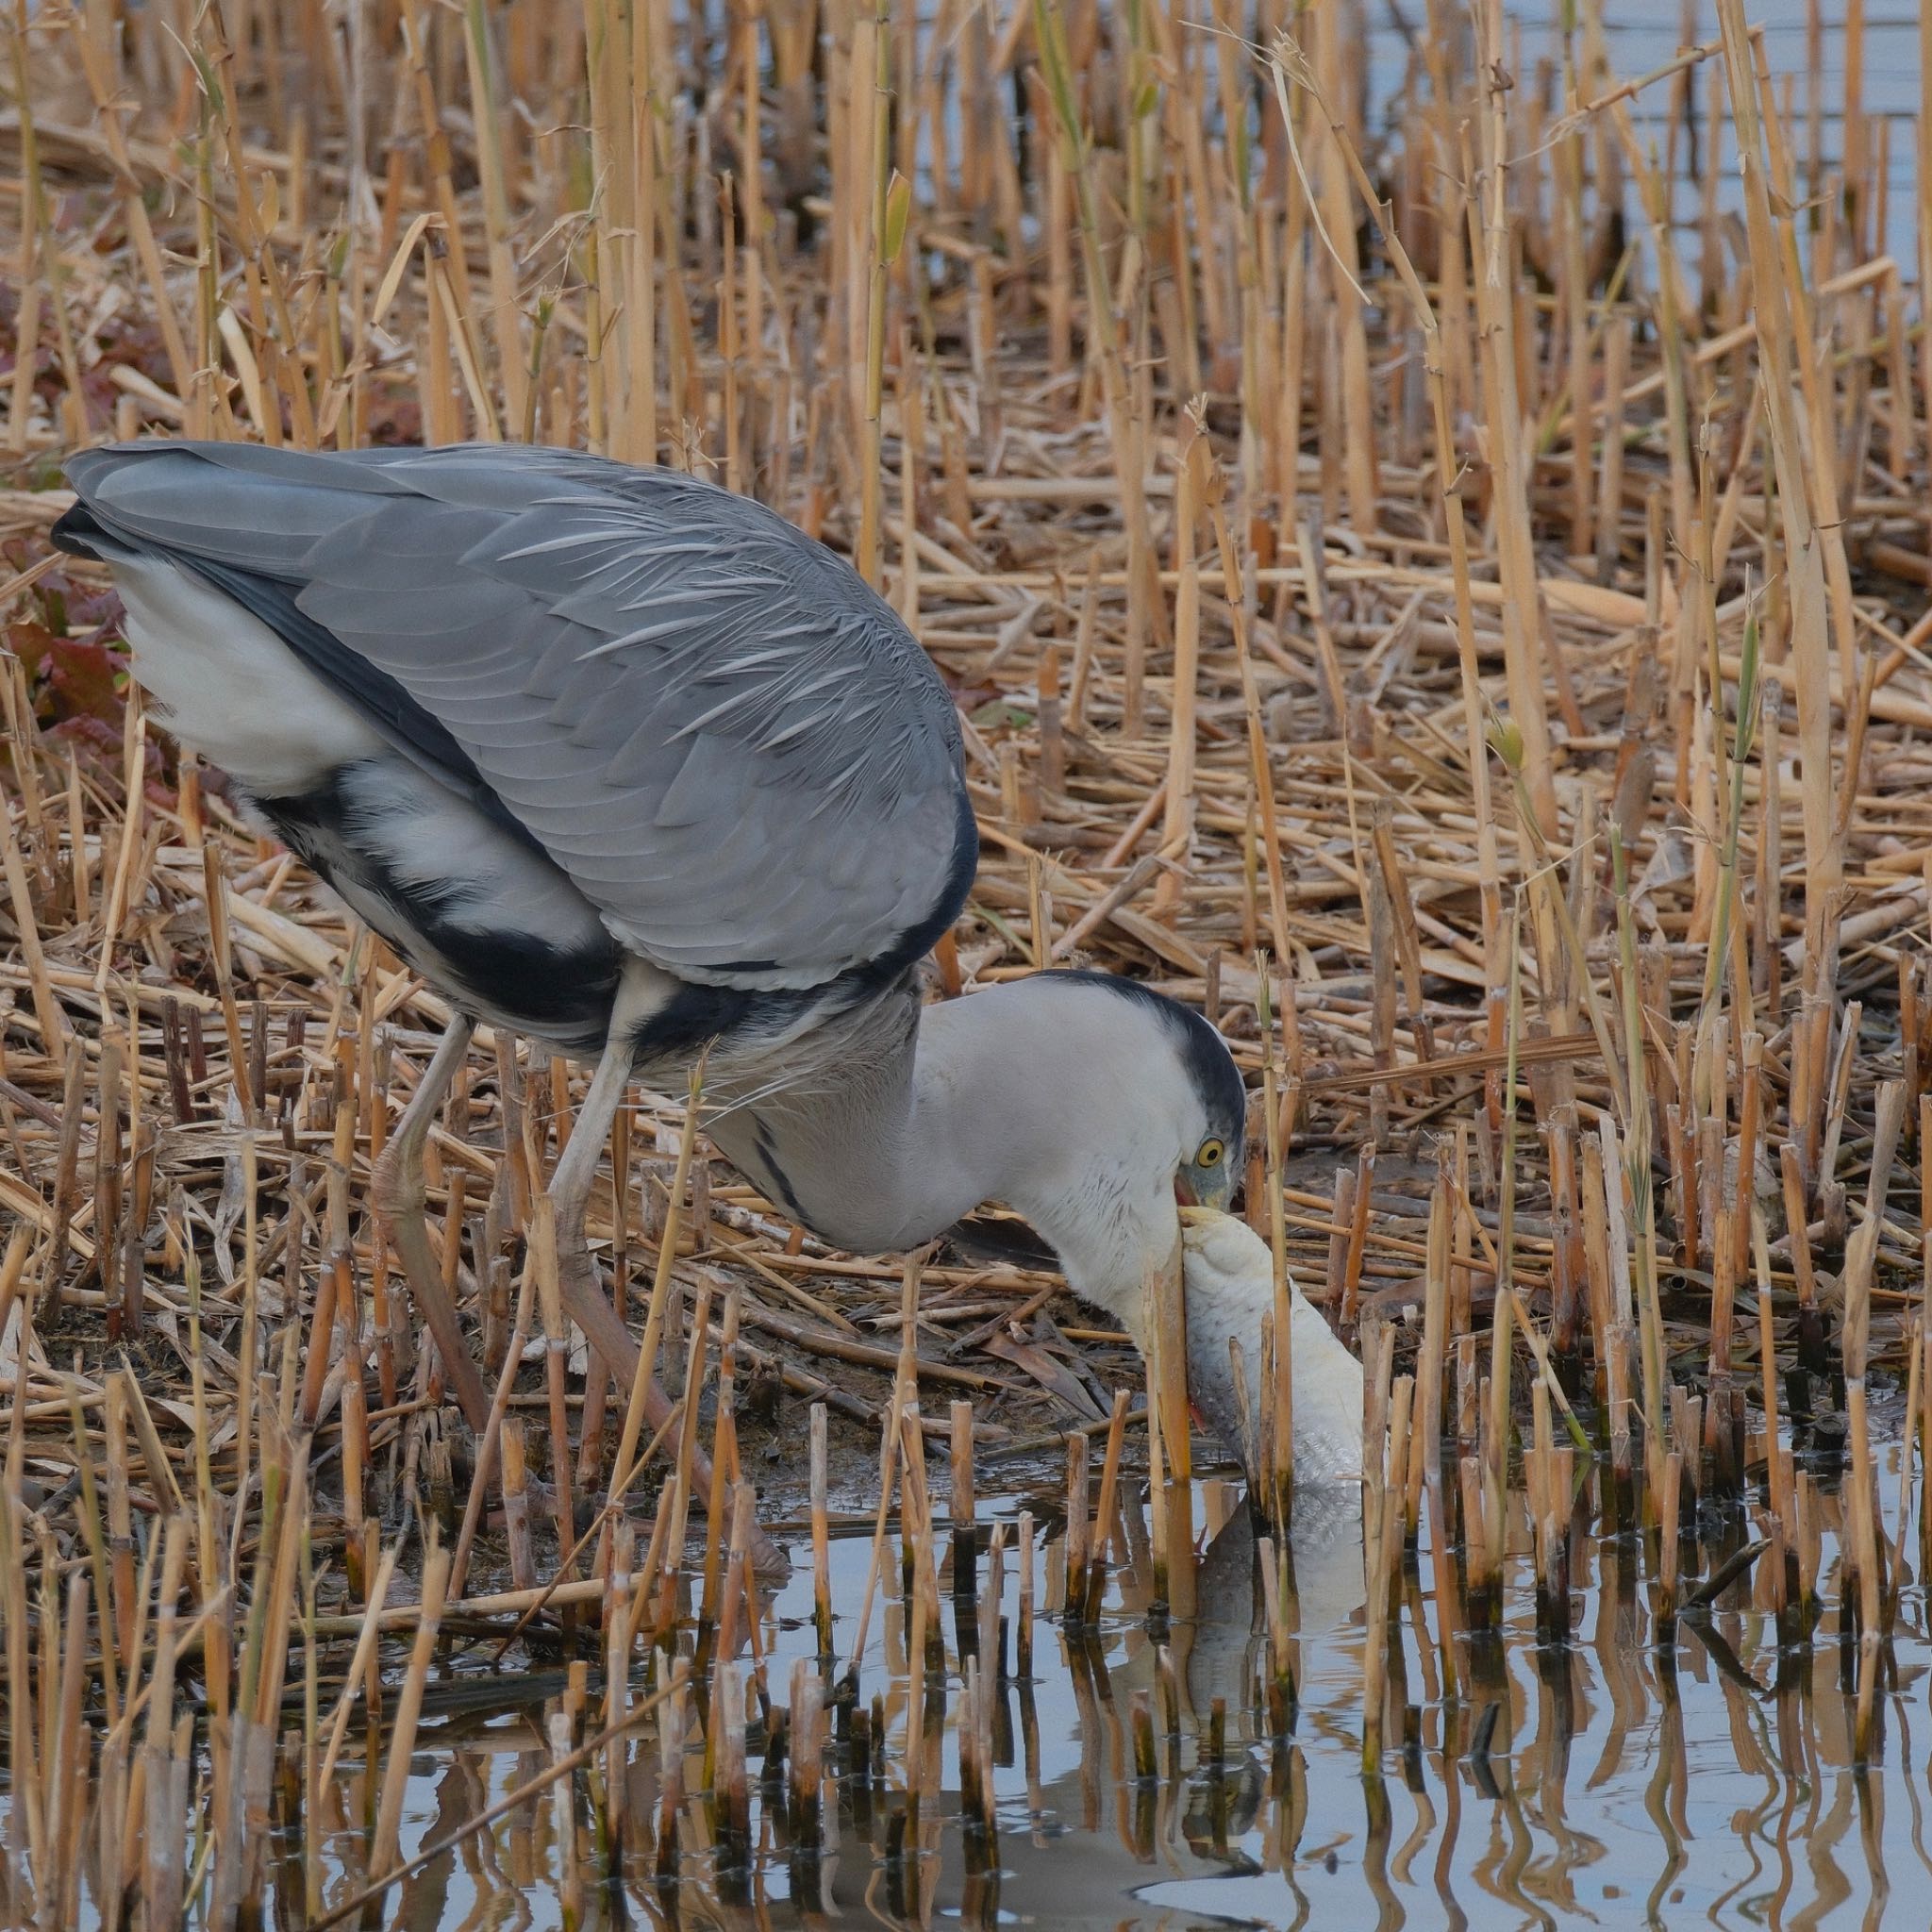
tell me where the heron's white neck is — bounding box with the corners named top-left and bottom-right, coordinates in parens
top-left (701, 977), bottom-right (1184, 1324)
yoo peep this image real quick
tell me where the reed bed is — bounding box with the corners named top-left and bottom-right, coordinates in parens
top-left (3, 0), bottom-right (1932, 1921)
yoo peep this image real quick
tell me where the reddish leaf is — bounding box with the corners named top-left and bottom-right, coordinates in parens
top-left (13, 620), bottom-right (129, 734)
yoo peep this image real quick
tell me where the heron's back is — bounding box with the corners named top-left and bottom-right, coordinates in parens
top-left (54, 441), bottom-right (977, 1057)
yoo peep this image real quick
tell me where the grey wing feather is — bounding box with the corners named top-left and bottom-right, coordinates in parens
top-left (66, 442), bottom-right (972, 991)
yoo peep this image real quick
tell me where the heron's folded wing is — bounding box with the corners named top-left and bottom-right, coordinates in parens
top-left (65, 441), bottom-right (974, 991)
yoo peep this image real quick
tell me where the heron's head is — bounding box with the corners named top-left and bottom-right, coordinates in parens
top-left (1161, 1023), bottom-right (1244, 1217)
top-left (1066, 970), bottom-right (1246, 1205)
top-left (969, 973), bottom-right (1247, 1327)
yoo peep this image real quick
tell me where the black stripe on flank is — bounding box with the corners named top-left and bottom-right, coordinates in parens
top-left (754, 1120), bottom-right (809, 1224)
top-left (258, 771), bottom-right (624, 1053)
top-left (49, 500), bottom-right (112, 561)
top-left (173, 555), bottom-right (549, 855)
top-left (943, 1211), bottom-right (1061, 1274)
top-left (55, 499), bottom-right (550, 860)
top-left (627, 782), bottom-right (975, 1066)
top-left (55, 481), bottom-right (539, 856)
top-left (53, 500), bottom-right (498, 824)
top-left (627, 978), bottom-right (762, 1067)
top-left (881, 782), bottom-right (980, 979)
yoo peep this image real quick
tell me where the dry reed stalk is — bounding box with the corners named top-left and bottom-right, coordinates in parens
top-left (1, 818), bottom-right (67, 1081)
top-left (692, 1290), bottom-right (745, 1668)
top-left (1012, 1506), bottom-right (1036, 1682)
top-left (1465, 901), bottom-right (1524, 1628)
top-left (1359, 1335), bottom-right (1397, 1770)
top-left (788, 1653), bottom-right (825, 1848)
top-left (9, 2), bottom-right (88, 449)
top-left (1032, 0), bottom-right (1165, 738)
top-left (1060, 1429), bottom-right (1090, 1630)
top-left (1256, 1533), bottom-right (1295, 1736)
top-left (1715, 0), bottom-right (1841, 1181)
top-left (1655, 1448), bottom-right (1683, 1644)
top-left (1921, 1328), bottom-right (1932, 1581)
top-left (369, 1542), bottom-right (450, 1877)
top-left (1081, 1388), bottom-right (1130, 1625)
top-left (838, 1253), bottom-right (923, 1685)
top-left (1254, 974), bottom-right (1294, 1525)
top-left (809, 1400), bottom-right (833, 1657)
top-left (948, 1396), bottom-right (977, 1601)
top-left (1144, 1205), bottom-right (1190, 1498)
top-left (1154, 421), bottom-right (1207, 922)
top-left (854, 2), bottom-right (903, 591)
top-left (602, 1058), bottom-right (702, 1568)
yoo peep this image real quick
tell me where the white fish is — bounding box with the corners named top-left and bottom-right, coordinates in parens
top-left (1177, 1205), bottom-right (1366, 1487)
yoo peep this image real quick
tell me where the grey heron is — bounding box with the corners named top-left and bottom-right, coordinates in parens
top-left (53, 441), bottom-right (1257, 1474)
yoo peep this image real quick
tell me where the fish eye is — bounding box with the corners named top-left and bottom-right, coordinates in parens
top-left (1195, 1137), bottom-right (1225, 1168)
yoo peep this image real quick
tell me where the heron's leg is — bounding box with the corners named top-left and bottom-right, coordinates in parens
top-left (372, 1017), bottom-right (493, 1431)
top-left (544, 1034), bottom-right (645, 1381)
top-left (545, 1035), bottom-right (717, 1488)
top-left (544, 1039), bottom-right (774, 1561)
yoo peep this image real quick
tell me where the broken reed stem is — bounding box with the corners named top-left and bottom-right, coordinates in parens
top-left (604, 1058), bottom-right (704, 1564)
top-left (1611, 826), bottom-right (1669, 1502)
top-left (1256, 969), bottom-right (1294, 1524)
top-left (370, 1543), bottom-right (449, 1878)
top-left (810, 1401), bottom-right (833, 1657)
top-left (855, 0), bottom-right (895, 590)
top-left (1033, 0), bottom-right (1165, 732)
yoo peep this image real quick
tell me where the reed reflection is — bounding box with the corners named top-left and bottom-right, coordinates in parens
top-left (22, 1404), bottom-right (1932, 1932)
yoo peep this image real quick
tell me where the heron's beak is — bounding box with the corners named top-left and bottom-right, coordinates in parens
top-left (1174, 1165), bottom-right (1236, 1213)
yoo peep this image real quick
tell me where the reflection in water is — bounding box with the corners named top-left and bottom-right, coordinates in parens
top-left (13, 1442), bottom-right (1932, 1928)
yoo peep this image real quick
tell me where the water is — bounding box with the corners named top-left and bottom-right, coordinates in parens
top-left (296, 1433), bottom-right (1927, 1932)
top-left (1362, 0), bottom-right (1921, 269)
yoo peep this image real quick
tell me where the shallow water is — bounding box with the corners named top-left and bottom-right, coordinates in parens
top-left (1370, 0), bottom-right (1919, 267)
top-left (281, 1424), bottom-right (1931, 1932)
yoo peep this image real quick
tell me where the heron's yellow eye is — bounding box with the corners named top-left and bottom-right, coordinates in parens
top-left (1195, 1137), bottom-right (1225, 1168)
